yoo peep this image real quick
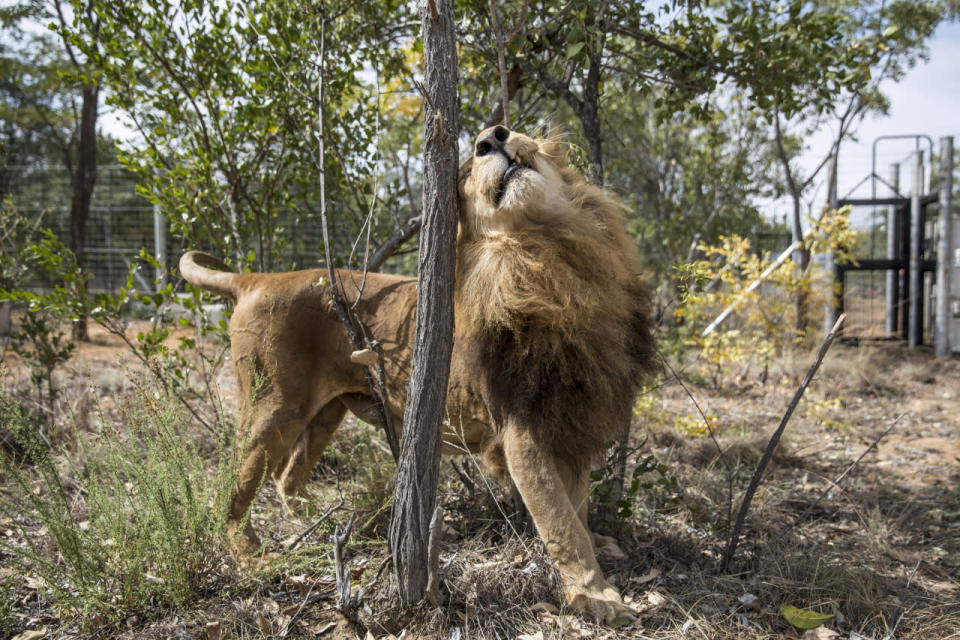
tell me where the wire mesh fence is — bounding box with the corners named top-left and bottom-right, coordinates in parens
top-left (3, 165), bottom-right (330, 292)
top-left (5, 164), bottom-right (154, 291)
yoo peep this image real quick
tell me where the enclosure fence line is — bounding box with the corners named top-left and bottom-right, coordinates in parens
top-left (3, 164), bottom-right (329, 292)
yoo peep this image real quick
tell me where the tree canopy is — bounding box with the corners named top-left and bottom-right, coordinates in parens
top-left (1, 0), bottom-right (954, 277)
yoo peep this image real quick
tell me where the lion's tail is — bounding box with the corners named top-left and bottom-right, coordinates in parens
top-left (179, 251), bottom-right (239, 303)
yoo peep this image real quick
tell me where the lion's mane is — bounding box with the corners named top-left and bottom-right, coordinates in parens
top-left (456, 144), bottom-right (656, 469)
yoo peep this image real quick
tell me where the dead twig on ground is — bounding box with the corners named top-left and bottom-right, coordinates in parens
top-left (286, 497), bottom-right (345, 552)
top-left (883, 558), bottom-right (921, 640)
top-left (721, 314), bottom-right (845, 573)
top-left (355, 556), bottom-right (391, 602)
top-left (332, 512), bottom-right (356, 612)
top-left (277, 575), bottom-right (335, 636)
top-left (778, 412), bottom-right (905, 540)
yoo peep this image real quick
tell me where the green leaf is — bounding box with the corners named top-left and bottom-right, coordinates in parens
top-left (780, 605), bottom-right (834, 629)
top-left (565, 41), bottom-right (585, 59)
top-left (610, 615), bottom-right (634, 628)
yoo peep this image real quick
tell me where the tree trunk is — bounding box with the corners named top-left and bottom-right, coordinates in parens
top-left (69, 83), bottom-right (99, 341)
top-left (388, 0), bottom-right (460, 607)
top-left (790, 195), bottom-right (810, 336)
top-left (581, 51), bottom-right (604, 185)
top-left (773, 110), bottom-right (809, 336)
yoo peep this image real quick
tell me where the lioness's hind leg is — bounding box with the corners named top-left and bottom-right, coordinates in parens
top-left (503, 424), bottom-right (636, 624)
top-left (229, 405), bottom-right (310, 554)
top-left (275, 399), bottom-right (347, 513)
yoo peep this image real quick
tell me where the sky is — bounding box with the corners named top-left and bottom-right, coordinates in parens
top-left (795, 19), bottom-right (960, 227)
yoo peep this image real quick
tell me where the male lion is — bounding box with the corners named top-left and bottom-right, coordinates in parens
top-left (179, 126), bottom-right (654, 622)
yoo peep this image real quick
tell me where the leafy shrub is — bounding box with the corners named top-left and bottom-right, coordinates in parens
top-left (591, 445), bottom-right (678, 531)
top-left (1, 231), bottom-right (87, 429)
top-left (2, 229), bottom-right (230, 442)
top-left (674, 206), bottom-right (858, 389)
top-left (0, 200), bottom-right (42, 294)
top-left (0, 379), bottom-right (237, 625)
top-left (0, 575), bottom-right (14, 639)
top-left (8, 302), bottom-right (76, 434)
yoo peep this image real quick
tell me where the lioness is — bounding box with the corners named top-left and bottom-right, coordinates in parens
top-left (179, 126), bottom-right (654, 622)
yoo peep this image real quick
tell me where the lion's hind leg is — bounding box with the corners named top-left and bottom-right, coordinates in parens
top-left (502, 423), bottom-right (636, 624)
top-left (274, 399), bottom-right (348, 515)
top-left (562, 465), bottom-right (628, 562)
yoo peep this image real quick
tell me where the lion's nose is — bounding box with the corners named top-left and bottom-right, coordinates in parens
top-left (475, 125), bottom-right (510, 157)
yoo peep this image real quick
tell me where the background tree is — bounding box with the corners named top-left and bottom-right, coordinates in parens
top-left (454, 0), bottom-right (951, 341)
top-left (726, 0), bottom-right (945, 333)
top-left (0, 11), bottom-right (71, 199)
top-left (51, 0), bottom-right (102, 341)
top-left (604, 92), bottom-right (773, 269)
top-left (72, 0), bottom-right (415, 272)
top-left (1, 0), bottom-right (111, 340)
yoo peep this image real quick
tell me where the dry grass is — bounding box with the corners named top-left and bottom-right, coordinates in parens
top-left (1, 328), bottom-right (958, 639)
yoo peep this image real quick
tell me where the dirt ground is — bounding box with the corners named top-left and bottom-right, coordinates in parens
top-left (1, 321), bottom-right (958, 640)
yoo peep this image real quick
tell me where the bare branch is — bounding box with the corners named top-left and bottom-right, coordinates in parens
top-left (425, 505), bottom-right (444, 605)
top-left (332, 513), bottom-right (356, 612)
top-left (449, 458), bottom-right (474, 495)
top-left (315, 3), bottom-right (398, 462)
top-left (367, 216), bottom-right (423, 272)
top-left (286, 496), bottom-right (345, 551)
top-left (487, 0), bottom-right (511, 126)
top-left (720, 314), bottom-right (846, 573)
top-left (778, 412), bottom-right (904, 539)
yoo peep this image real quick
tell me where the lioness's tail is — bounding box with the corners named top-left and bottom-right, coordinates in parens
top-left (179, 251), bottom-right (239, 303)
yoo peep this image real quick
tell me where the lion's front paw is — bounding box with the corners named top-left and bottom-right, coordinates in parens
top-left (566, 582), bottom-right (637, 625)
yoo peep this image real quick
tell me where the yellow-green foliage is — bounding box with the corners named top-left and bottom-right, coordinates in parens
top-left (803, 392), bottom-right (853, 430)
top-left (675, 206), bottom-right (857, 388)
top-left (633, 384), bottom-right (666, 428)
top-left (674, 413), bottom-right (723, 438)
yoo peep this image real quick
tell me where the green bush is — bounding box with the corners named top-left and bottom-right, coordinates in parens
top-left (0, 379), bottom-right (238, 625)
top-left (591, 447), bottom-right (678, 532)
top-left (0, 576), bottom-right (14, 639)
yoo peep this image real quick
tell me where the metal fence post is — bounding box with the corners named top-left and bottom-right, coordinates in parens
top-left (936, 136), bottom-right (954, 356)
top-left (909, 151), bottom-right (924, 348)
top-left (153, 204), bottom-right (167, 292)
top-left (885, 163), bottom-right (900, 335)
top-left (823, 154), bottom-right (840, 338)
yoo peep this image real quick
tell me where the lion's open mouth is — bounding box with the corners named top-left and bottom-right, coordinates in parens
top-left (494, 161), bottom-right (530, 206)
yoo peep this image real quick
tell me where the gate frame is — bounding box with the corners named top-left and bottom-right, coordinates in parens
top-left (825, 136), bottom-right (955, 354)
